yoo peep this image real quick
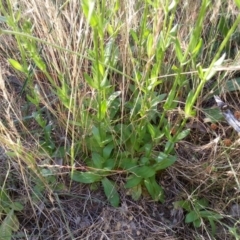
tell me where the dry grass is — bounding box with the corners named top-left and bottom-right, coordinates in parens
top-left (0, 0), bottom-right (240, 239)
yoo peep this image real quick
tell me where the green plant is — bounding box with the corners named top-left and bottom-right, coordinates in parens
top-left (0, 0), bottom-right (239, 214)
top-left (174, 198), bottom-right (223, 236)
top-left (0, 188), bottom-right (23, 240)
top-left (229, 225), bottom-right (240, 240)
top-left (0, 0), bottom-right (240, 238)
top-left (70, 0), bottom-right (240, 207)
top-left (70, 0), bottom-right (194, 206)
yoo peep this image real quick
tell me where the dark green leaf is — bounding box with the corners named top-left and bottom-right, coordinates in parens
top-left (125, 175), bottom-right (143, 188)
top-left (71, 171), bottom-right (102, 183)
top-left (221, 77), bottom-right (240, 93)
top-left (151, 94), bottom-right (167, 107)
top-left (147, 123), bottom-right (156, 139)
top-left (32, 112), bottom-right (46, 128)
top-left (154, 154), bottom-right (176, 171)
top-left (92, 126), bottom-right (102, 146)
top-left (202, 107), bottom-right (223, 122)
top-left (174, 200), bottom-right (192, 212)
top-left (0, 210), bottom-right (19, 239)
top-left (195, 198), bottom-right (209, 210)
top-left (101, 177), bottom-right (120, 207)
top-left (103, 158), bottom-right (116, 170)
top-left (208, 217), bottom-right (217, 236)
top-left (103, 144), bottom-right (114, 159)
top-left (131, 166), bottom-right (155, 178)
top-left (193, 218), bottom-right (202, 227)
top-left (120, 158), bottom-right (138, 170)
top-left (92, 152), bottom-right (104, 168)
top-left (10, 202), bottom-right (24, 211)
top-left (144, 177), bottom-right (164, 202)
top-left (185, 211), bottom-right (199, 223)
top-left (175, 129), bottom-right (190, 141)
top-left (199, 210), bottom-right (223, 220)
top-left (140, 156), bottom-right (150, 165)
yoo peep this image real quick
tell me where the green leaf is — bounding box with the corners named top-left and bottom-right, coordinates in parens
top-left (195, 198), bottom-right (209, 210)
top-left (193, 218), bottom-right (202, 228)
top-left (129, 184), bottom-right (142, 201)
top-left (32, 112), bottom-right (46, 128)
top-left (0, 210), bottom-right (19, 240)
top-left (71, 171), bottom-right (102, 183)
top-left (168, 0), bottom-right (177, 11)
top-left (120, 158), bottom-right (138, 170)
top-left (208, 217), bottom-right (217, 236)
top-left (151, 94), bottom-right (167, 107)
top-left (125, 175), bottom-right (143, 188)
top-left (185, 90), bottom-right (196, 117)
top-left (202, 107), bottom-right (223, 122)
top-left (92, 152), bottom-right (104, 168)
top-left (8, 59), bottom-right (25, 73)
top-left (154, 154), bottom-right (176, 171)
top-left (235, 0), bottom-right (240, 9)
top-left (92, 126), bottom-right (102, 146)
top-left (101, 177), bottom-right (120, 207)
top-left (10, 202), bottom-right (24, 211)
top-left (221, 77), bottom-right (240, 93)
top-left (144, 176), bottom-right (164, 202)
top-left (33, 56), bottom-right (46, 71)
top-left (103, 144), bottom-right (114, 159)
top-left (99, 100), bottom-right (107, 120)
top-left (147, 33), bottom-right (153, 57)
top-left (107, 91), bottom-right (121, 107)
top-left (147, 123), bottom-right (156, 139)
top-left (185, 210), bottom-right (199, 223)
top-left (164, 141), bottom-right (175, 153)
top-left (141, 144), bottom-right (152, 158)
top-left (147, 123), bottom-right (164, 140)
top-left (175, 129), bottom-right (190, 141)
top-left (84, 73), bottom-right (98, 89)
top-left (174, 200), bottom-right (192, 212)
top-left (206, 53), bottom-right (226, 80)
top-left (81, 0), bottom-right (98, 28)
top-left (131, 166), bottom-right (155, 178)
top-left (130, 29), bottom-right (139, 44)
top-left (164, 88), bottom-right (178, 110)
top-left (175, 38), bottom-right (184, 62)
top-left (56, 83), bottom-right (70, 109)
top-left (192, 38), bottom-right (203, 58)
top-left (199, 210), bottom-right (223, 220)
top-left (102, 158), bottom-right (115, 170)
